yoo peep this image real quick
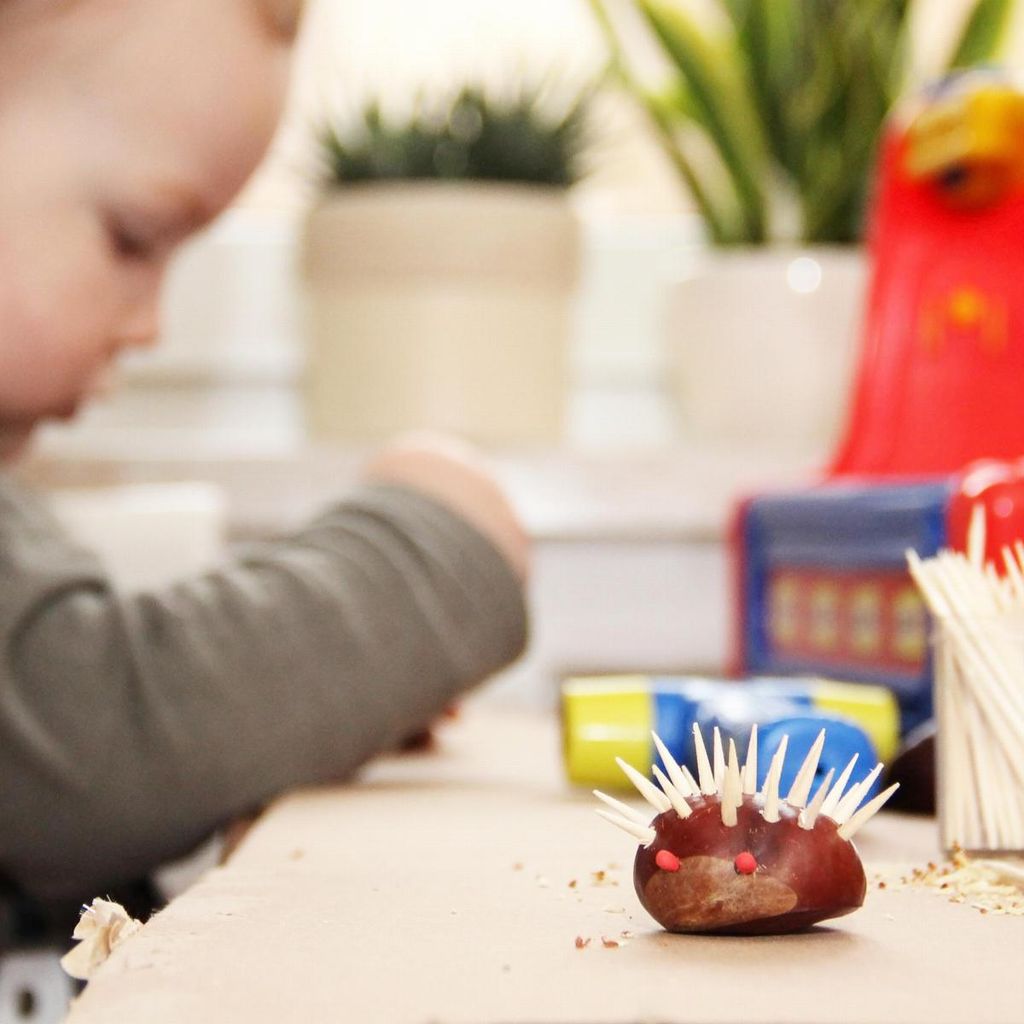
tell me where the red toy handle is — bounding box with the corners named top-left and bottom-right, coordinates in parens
top-left (947, 458), bottom-right (1024, 567)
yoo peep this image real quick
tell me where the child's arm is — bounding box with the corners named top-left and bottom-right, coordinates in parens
top-left (0, 458), bottom-right (527, 903)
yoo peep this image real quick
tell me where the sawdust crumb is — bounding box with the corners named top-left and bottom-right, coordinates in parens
top-left (872, 846), bottom-right (1024, 916)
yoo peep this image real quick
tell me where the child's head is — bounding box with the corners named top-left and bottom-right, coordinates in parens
top-left (0, 0), bottom-right (301, 459)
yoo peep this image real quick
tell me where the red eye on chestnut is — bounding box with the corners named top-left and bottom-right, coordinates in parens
top-left (734, 851), bottom-right (757, 875)
top-left (595, 724), bottom-right (899, 935)
top-left (655, 849), bottom-right (681, 872)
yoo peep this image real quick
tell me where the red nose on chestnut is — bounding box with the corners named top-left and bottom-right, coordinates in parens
top-left (594, 724), bottom-right (899, 935)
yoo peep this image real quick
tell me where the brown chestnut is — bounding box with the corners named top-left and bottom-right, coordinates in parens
top-left (634, 795), bottom-right (866, 934)
top-left (595, 725), bottom-right (898, 935)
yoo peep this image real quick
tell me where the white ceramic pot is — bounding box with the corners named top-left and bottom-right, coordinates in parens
top-left (664, 247), bottom-right (867, 461)
top-left (301, 183), bottom-right (580, 446)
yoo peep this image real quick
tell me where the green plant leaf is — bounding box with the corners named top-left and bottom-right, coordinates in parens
top-left (586, 0), bottom-right (1016, 244)
top-left (637, 0), bottom-right (769, 241)
top-left (587, 0), bottom-right (737, 241)
top-left (643, 87), bottom-right (745, 242)
top-left (729, 0), bottom-right (801, 178)
top-left (948, 0), bottom-right (1015, 68)
top-left (318, 85), bottom-right (590, 188)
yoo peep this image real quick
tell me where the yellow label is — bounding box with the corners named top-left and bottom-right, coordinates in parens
top-left (561, 676), bottom-right (653, 788)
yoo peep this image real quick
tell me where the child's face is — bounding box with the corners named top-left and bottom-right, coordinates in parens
top-left (0, 0), bottom-right (292, 459)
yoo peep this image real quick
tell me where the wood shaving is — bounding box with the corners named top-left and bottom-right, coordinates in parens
top-left (60, 898), bottom-right (143, 980)
top-left (600, 936), bottom-right (619, 948)
top-left (574, 936), bottom-right (591, 949)
top-left (874, 846), bottom-right (1024, 916)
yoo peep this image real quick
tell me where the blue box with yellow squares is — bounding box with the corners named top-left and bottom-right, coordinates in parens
top-left (732, 477), bottom-right (954, 734)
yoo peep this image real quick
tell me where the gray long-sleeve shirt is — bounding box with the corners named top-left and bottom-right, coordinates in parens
top-left (0, 476), bottom-right (527, 903)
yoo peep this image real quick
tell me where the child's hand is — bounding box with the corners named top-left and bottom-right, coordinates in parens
top-left (362, 433), bottom-right (530, 582)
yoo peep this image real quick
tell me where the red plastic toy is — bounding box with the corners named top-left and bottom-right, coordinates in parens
top-left (831, 71), bottom-right (1024, 478)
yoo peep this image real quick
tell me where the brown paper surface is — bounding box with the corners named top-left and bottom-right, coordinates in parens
top-left (66, 709), bottom-right (1024, 1024)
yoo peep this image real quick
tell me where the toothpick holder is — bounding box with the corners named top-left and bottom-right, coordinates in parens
top-left (933, 615), bottom-right (1024, 855)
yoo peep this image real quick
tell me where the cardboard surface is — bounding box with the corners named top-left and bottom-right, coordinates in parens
top-left (66, 710), bottom-right (1024, 1024)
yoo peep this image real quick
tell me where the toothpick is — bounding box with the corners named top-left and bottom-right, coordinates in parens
top-left (964, 694), bottom-right (1004, 845)
top-left (742, 724), bottom-right (758, 796)
top-left (785, 728), bottom-right (826, 809)
top-left (935, 632), bottom-right (968, 849)
top-left (595, 809), bottom-right (656, 847)
top-left (1000, 546), bottom-right (1024, 606)
top-left (615, 757), bottom-right (671, 813)
top-left (651, 731), bottom-right (695, 797)
top-left (593, 789), bottom-right (650, 827)
top-left (798, 768), bottom-right (834, 830)
top-left (1014, 539), bottom-right (1024, 577)
top-left (819, 753), bottom-right (858, 819)
top-left (692, 723), bottom-right (717, 795)
top-left (760, 735), bottom-right (788, 823)
top-left (830, 763), bottom-right (883, 825)
top-left (967, 503), bottom-right (986, 568)
top-left (837, 783), bottom-right (900, 841)
top-left (651, 765), bottom-right (692, 818)
top-left (721, 740), bottom-right (742, 827)
top-left (984, 562), bottom-right (1009, 612)
top-left (712, 727), bottom-right (725, 793)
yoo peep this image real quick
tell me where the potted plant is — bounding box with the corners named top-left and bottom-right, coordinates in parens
top-left (301, 86), bottom-right (588, 446)
top-left (588, 0), bottom-right (1016, 457)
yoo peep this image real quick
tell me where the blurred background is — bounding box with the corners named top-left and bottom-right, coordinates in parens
top-left (36, 0), bottom-right (1024, 458)
top-left (21, 0), bottom-right (1024, 706)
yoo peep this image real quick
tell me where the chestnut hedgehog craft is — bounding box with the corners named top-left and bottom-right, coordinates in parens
top-left (595, 724), bottom-right (899, 935)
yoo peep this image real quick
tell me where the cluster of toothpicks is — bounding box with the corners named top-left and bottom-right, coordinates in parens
top-left (594, 722), bottom-right (899, 847)
top-left (906, 504), bottom-right (1024, 851)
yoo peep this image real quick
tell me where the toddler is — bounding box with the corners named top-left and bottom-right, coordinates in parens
top-left (0, 0), bottom-right (529, 922)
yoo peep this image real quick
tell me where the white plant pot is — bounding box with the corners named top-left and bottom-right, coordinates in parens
top-left (301, 183), bottom-right (579, 446)
top-left (664, 247), bottom-right (867, 460)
